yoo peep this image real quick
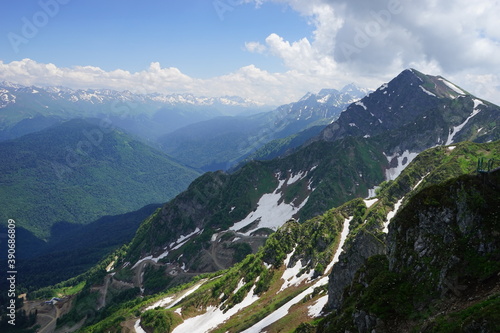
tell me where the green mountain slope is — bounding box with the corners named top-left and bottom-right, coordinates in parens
top-left (118, 70), bottom-right (500, 283)
top-left (58, 140), bottom-right (500, 333)
top-left (0, 119), bottom-right (201, 238)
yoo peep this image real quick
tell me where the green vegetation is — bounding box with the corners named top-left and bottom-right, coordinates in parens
top-left (428, 294), bottom-right (500, 332)
top-left (0, 119), bottom-right (200, 239)
top-left (141, 308), bottom-right (182, 333)
top-left (242, 124), bottom-right (327, 162)
top-left (143, 266), bottom-right (173, 295)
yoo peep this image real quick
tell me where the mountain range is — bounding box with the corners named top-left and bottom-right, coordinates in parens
top-left (0, 82), bottom-right (269, 142)
top-left (1, 69), bottom-right (499, 333)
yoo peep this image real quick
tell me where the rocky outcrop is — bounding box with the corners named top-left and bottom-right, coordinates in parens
top-left (387, 171), bottom-right (500, 298)
top-left (327, 228), bottom-right (386, 310)
top-left (320, 170), bottom-right (500, 333)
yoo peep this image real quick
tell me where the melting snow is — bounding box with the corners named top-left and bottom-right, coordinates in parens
top-left (286, 171), bottom-right (307, 186)
top-left (364, 198), bottom-right (378, 208)
top-left (172, 284), bottom-right (260, 333)
top-left (132, 228), bottom-right (202, 268)
top-left (438, 78), bottom-right (466, 95)
top-left (355, 101), bottom-right (367, 110)
top-left (367, 186), bottom-right (379, 199)
top-left (145, 296), bottom-right (174, 311)
top-left (420, 85), bottom-right (436, 97)
top-left (146, 280), bottom-right (206, 311)
top-left (230, 176), bottom-right (311, 235)
top-left (448, 146), bottom-right (456, 151)
top-left (134, 319), bottom-right (147, 333)
top-left (445, 101), bottom-right (483, 145)
top-left (233, 278), bottom-right (246, 294)
top-left (384, 150), bottom-right (419, 181)
top-left (383, 172), bottom-right (430, 233)
top-left (308, 295), bottom-right (328, 317)
top-left (243, 217), bottom-right (353, 332)
top-left (280, 259), bottom-right (314, 292)
top-left (384, 197), bottom-right (404, 233)
top-left (412, 173), bottom-right (430, 191)
top-left (132, 255), bottom-right (154, 269)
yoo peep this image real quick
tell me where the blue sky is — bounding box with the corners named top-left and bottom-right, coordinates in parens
top-left (1, 0), bottom-right (500, 105)
top-left (0, 0), bottom-right (311, 77)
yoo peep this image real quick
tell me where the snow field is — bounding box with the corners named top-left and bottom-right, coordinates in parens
top-left (230, 172), bottom-right (313, 235)
top-left (445, 99), bottom-right (483, 145)
top-left (384, 150), bottom-right (419, 181)
top-left (172, 284), bottom-right (261, 333)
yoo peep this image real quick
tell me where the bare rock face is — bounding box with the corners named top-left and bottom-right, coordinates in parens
top-left (387, 174), bottom-right (500, 298)
top-left (320, 170), bottom-right (500, 333)
top-left (327, 228), bottom-right (386, 310)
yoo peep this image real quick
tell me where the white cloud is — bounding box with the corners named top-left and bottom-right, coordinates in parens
top-left (0, 59), bottom-right (336, 105)
top-left (245, 41), bottom-right (267, 54)
top-left (239, 0), bottom-right (500, 104)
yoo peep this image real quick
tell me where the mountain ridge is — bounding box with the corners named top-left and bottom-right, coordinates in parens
top-left (0, 118), bottom-right (201, 239)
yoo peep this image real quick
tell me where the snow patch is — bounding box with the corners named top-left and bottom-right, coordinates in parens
top-left (420, 85), bottom-right (436, 97)
top-left (145, 296), bottom-right (174, 311)
top-left (384, 150), bottom-right (419, 181)
top-left (280, 259), bottom-right (314, 292)
top-left (317, 94), bottom-right (330, 103)
top-left (384, 198), bottom-right (404, 233)
top-left (132, 228), bottom-right (202, 268)
top-left (367, 186), bottom-right (379, 199)
top-left (173, 284), bottom-right (260, 333)
top-left (412, 172), bottom-right (430, 191)
top-left (131, 255), bottom-right (153, 269)
top-left (355, 101), bottom-right (367, 110)
top-left (438, 78), bottom-right (466, 95)
top-left (286, 171), bottom-right (307, 186)
top-left (229, 176), bottom-right (311, 235)
top-left (146, 280), bottom-right (205, 311)
top-left (364, 198), bottom-right (378, 208)
top-left (234, 278), bottom-right (246, 294)
top-left (308, 295), bottom-right (328, 318)
top-left (134, 319), bottom-right (147, 333)
top-left (445, 102), bottom-right (482, 145)
top-left (448, 146), bottom-right (456, 151)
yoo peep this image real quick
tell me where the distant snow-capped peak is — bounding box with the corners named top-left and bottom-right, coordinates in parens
top-left (0, 82), bottom-right (265, 108)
